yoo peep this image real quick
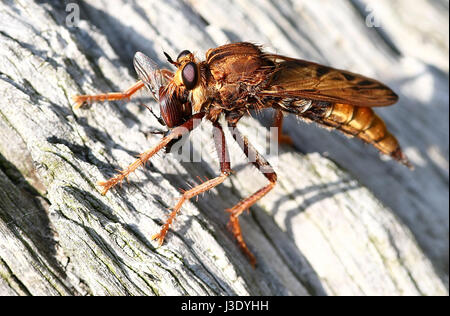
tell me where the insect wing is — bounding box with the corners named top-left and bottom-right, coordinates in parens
top-left (133, 52), bottom-right (165, 101)
top-left (260, 55), bottom-right (398, 107)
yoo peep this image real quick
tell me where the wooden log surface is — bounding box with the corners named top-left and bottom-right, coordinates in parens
top-left (0, 0), bottom-right (448, 295)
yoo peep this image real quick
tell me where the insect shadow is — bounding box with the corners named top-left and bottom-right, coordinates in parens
top-left (147, 144), bottom-right (329, 295)
top-left (46, 135), bottom-right (131, 179)
top-left (273, 179), bottom-right (360, 237)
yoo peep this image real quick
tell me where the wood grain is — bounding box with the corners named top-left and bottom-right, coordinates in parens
top-left (0, 0), bottom-right (447, 295)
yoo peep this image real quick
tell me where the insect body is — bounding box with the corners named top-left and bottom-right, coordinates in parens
top-left (73, 42), bottom-right (411, 266)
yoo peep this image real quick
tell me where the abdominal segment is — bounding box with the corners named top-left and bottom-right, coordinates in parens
top-left (326, 103), bottom-right (394, 149)
top-left (276, 98), bottom-right (411, 167)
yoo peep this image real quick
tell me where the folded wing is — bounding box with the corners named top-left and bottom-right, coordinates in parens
top-left (260, 54), bottom-right (398, 107)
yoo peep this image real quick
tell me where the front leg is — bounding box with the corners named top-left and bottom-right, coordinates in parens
top-left (72, 69), bottom-right (174, 109)
top-left (73, 80), bottom-right (145, 109)
top-left (98, 113), bottom-right (205, 195)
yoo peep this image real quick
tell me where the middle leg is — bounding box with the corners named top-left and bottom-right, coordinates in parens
top-left (151, 121), bottom-right (232, 245)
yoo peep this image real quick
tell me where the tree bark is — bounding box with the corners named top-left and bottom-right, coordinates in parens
top-left (0, 0), bottom-right (447, 295)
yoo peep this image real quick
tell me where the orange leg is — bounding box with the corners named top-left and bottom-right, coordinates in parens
top-left (152, 173), bottom-right (230, 245)
top-left (152, 122), bottom-right (232, 245)
top-left (272, 109), bottom-right (293, 145)
top-left (98, 113), bottom-right (205, 195)
top-left (73, 67), bottom-right (174, 109)
top-left (227, 123), bottom-right (277, 266)
top-left (72, 80), bottom-right (146, 109)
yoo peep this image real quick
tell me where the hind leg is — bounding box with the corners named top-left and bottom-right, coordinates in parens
top-left (272, 109), bottom-right (293, 145)
top-left (227, 123), bottom-right (277, 266)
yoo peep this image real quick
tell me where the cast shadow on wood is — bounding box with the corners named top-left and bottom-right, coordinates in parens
top-left (78, 139), bottom-right (331, 294)
top-left (172, 159), bottom-right (332, 295)
top-left (0, 152), bottom-right (67, 280)
top-left (47, 135), bottom-right (139, 179)
top-left (275, 179), bottom-right (359, 236)
top-left (63, 185), bottom-right (291, 295)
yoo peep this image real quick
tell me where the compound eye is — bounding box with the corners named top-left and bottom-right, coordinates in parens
top-left (177, 50), bottom-right (191, 62)
top-left (181, 62), bottom-right (198, 90)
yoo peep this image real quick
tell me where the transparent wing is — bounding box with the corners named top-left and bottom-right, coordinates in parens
top-left (133, 52), bottom-right (164, 101)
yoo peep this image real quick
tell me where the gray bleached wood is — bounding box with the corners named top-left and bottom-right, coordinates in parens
top-left (0, 0), bottom-right (447, 295)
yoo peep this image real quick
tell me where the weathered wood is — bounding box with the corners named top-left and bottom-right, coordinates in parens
top-left (0, 0), bottom-right (447, 295)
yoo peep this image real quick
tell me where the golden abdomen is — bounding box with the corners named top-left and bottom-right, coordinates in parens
top-left (321, 103), bottom-right (410, 167)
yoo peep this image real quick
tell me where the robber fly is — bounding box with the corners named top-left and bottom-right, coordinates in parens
top-left (73, 42), bottom-right (411, 266)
